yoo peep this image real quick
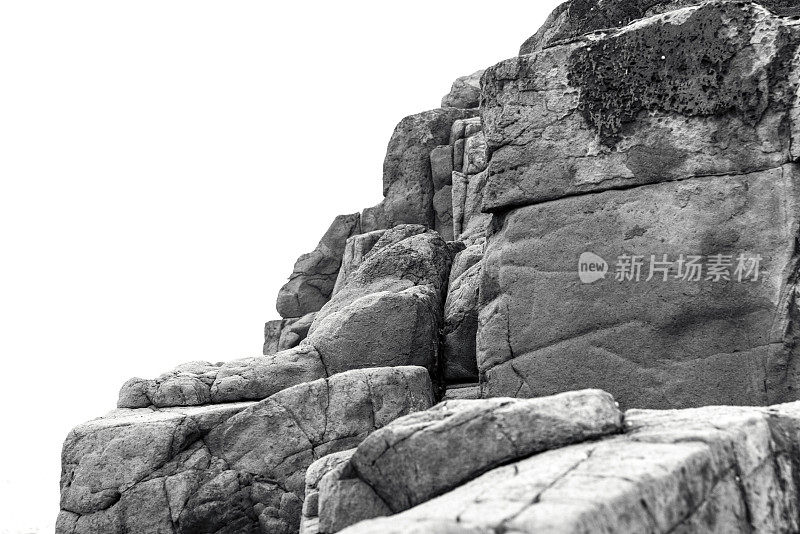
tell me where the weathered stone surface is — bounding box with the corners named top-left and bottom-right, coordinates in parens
top-left (441, 70), bottom-right (484, 109)
top-left (264, 313), bottom-right (318, 355)
top-left (277, 213), bottom-right (361, 318)
top-left (442, 384), bottom-right (481, 401)
top-left (61, 367), bottom-right (434, 534)
top-left (520, 0), bottom-right (800, 55)
top-left (433, 185), bottom-right (454, 242)
top-left (339, 401), bottom-right (800, 534)
top-left (452, 170), bottom-right (490, 244)
top-left (443, 244), bottom-right (484, 382)
top-left (317, 462), bottom-right (391, 534)
top-left (332, 230), bottom-right (386, 296)
top-left (360, 203), bottom-right (387, 234)
top-left (383, 108), bottom-right (477, 227)
top-left (483, 2), bottom-right (800, 211)
top-left (479, 165), bottom-right (800, 409)
top-left (345, 390), bottom-right (622, 515)
top-left (430, 145), bottom-right (454, 191)
top-left (462, 132), bottom-right (487, 175)
top-left (306, 228), bottom-right (458, 376)
top-left (301, 449), bottom-right (356, 534)
top-left (118, 345), bottom-right (327, 408)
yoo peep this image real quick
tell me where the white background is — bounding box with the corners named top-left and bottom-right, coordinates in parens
top-left (0, 1), bottom-right (561, 531)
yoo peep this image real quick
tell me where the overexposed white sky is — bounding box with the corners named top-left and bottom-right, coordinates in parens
top-left (0, 2), bottom-right (561, 532)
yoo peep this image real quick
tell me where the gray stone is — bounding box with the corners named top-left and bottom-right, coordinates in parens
top-left (347, 390), bottom-right (622, 514)
top-left (478, 165), bottom-right (800, 409)
top-left (332, 230), bottom-right (386, 296)
top-left (264, 313), bottom-right (318, 355)
top-left (61, 367), bottom-right (434, 534)
top-left (441, 70), bottom-right (484, 109)
top-left (484, 2), bottom-right (800, 212)
top-left (443, 246), bottom-right (483, 382)
top-left (383, 108), bottom-right (477, 227)
top-left (277, 213), bottom-right (361, 318)
top-left (360, 203), bottom-right (387, 234)
top-left (442, 384), bottom-right (481, 401)
top-left (462, 132), bottom-right (487, 175)
top-left (430, 145), bottom-right (454, 191)
top-left (118, 345), bottom-right (327, 408)
top-left (340, 401), bottom-right (800, 534)
top-left (306, 229), bottom-right (458, 377)
top-left (519, 0), bottom-right (800, 55)
top-left (300, 449), bottom-right (356, 534)
top-left (452, 170), bottom-right (490, 245)
top-left (433, 185), bottom-right (454, 242)
top-left (317, 462), bottom-right (391, 534)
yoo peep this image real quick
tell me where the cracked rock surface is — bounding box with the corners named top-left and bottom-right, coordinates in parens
top-left (59, 367), bottom-right (434, 534)
top-left (339, 401), bottom-right (800, 534)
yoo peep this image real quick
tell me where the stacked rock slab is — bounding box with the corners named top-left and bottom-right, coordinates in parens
top-left (478, 1), bottom-right (800, 409)
top-left (58, 367), bottom-right (434, 534)
top-left (264, 313), bottom-right (317, 355)
top-left (315, 390), bottom-right (623, 532)
top-left (338, 400), bottom-right (800, 534)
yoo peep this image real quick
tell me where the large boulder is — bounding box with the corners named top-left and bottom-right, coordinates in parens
top-left (483, 1), bottom-right (800, 211)
top-left (277, 213), bottom-right (361, 318)
top-left (118, 345), bottom-right (327, 408)
top-left (339, 401), bottom-right (800, 533)
top-left (383, 108), bottom-right (477, 227)
top-left (519, 0), bottom-right (800, 55)
top-left (59, 367), bottom-right (434, 534)
top-left (321, 389), bottom-right (621, 527)
top-left (477, 1), bottom-right (800, 409)
top-left (441, 70), bottom-right (484, 109)
top-left (305, 227), bottom-right (459, 377)
top-left (479, 164), bottom-right (800, 409)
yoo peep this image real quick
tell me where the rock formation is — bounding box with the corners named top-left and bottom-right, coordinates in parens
top-left (60, 1), bottom-right (800, 532)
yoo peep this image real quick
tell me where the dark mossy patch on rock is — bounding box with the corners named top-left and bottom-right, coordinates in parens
top-left (567, 2), bottom-right (800, 146)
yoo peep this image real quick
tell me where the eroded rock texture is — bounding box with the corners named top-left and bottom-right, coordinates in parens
top-left (339, 401), bottom-right (800, 534)
top-left (59, 367), bottom-right (434, 534)
top-left (317, 390), bottom-right (622, 530)
top-left (277, 213), bottom-right (362, 318)
top-left (478, 1), bottom-right (800, 409)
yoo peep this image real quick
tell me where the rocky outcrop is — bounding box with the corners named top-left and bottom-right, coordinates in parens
top-left (306, 227), bottom-right (459, 377)
top-left (331, 230), bottom-right (386, 296)
top-left (441, 70), bottom-right (484, 109)
top-left (382, 108), bottom-right (477, 228)
top-left (277, 213), bottom-right (362, 318)
top-left (59, 367), bottom-right (434, 534)
top-left (264, 313), bottom-right (317, 355)
top-left (519, 0), bottom-right (800, 54)
top-left (300, 449), bottom-right (356, 534)
top-left (339, 400), bottom-right (800, 533)
top-left (316, 390), bottom-right (622, 531)
top-left (477, 1), bottom-right (800, 409)
top-left (118, 345), bottom-right (328, 408)
top-left (485, 2), bottom-right (800, 211)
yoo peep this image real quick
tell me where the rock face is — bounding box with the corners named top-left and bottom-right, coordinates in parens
top-left (277, 213), bottom-right (362, 318)
top-left (441, 70), bottom-right (484, 109)
top-left (61, 1), bottom-right (800, 532)
top-left (339, 400), bottom-right (800, 534)
top-left (318, 390), bottom-right (622, 529)
top-left (442, 244), bottom-right (483, 382)
top-left (59, 367), bottom-right (434, 534)
top-left (519, 0), bottom-right (800, 54)
top-left (305, 226), bottom-right (458, 377)
top-left (264, 313), bottom-right (317, 355)
top-left (382, 108), bottom-right (477, 228)
top-left (477, 1), bottom-right (800, 409)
